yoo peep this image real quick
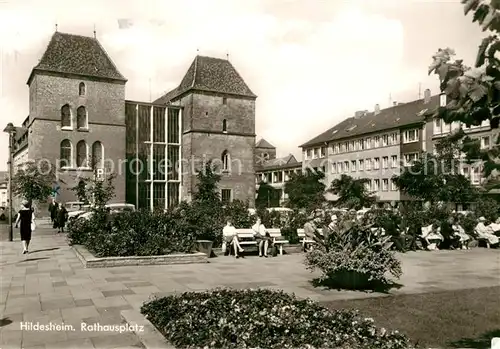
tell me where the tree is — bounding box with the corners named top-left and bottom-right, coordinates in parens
top-left (190, 161), bottom-right (224, 242)
top-left (392, 134), bottom-right (478, 203)
top-left (328, 174), bottom-right (376, 210)
top-left (91, 174), bottom-right (116, 208)
top-left (11, 161), bottom-right (60, 203)
top-left (284, 168), bottom-right (326, 211)
top-left (70, 179), bottom-right (89, 204)
top-left (428, 0), bottom-right (500, 183)
top-left (255, 181), bottom-right (281, 209)
top-left (193, 160), bottom-right (222, 205)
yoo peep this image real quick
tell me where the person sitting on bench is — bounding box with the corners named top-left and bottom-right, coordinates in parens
top-left (475, 217), bottom-right (499, 247)
top-left (251, 217), bottom-right (270, 257)
top-left (303, 214), bottom-right (322, 251)
top-left (223, 219), bottom-right (244, 258)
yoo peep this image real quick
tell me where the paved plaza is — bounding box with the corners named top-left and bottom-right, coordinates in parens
top-left (0, 225), bottom-right (499, 349)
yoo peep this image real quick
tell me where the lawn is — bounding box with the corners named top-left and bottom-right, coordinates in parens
top-left (322, 286), bottom-right (500, 348)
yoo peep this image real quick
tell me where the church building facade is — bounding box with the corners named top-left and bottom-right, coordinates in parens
top-left (12, 31), bottom-right (257, 210)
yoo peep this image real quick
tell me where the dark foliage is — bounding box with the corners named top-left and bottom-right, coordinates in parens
top-left (141, 288), bottom-right (414, 349)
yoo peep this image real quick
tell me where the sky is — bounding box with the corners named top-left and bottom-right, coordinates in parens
top-left (0, 0), bottom-right (486, 171)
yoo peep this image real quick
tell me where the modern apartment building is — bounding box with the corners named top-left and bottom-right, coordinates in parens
top-left (255, 139), bottom-right (302, 205)
top-left (300, 89), bottom-right (441, 205)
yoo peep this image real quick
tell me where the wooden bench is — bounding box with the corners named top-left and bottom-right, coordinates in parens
top-left (266, 228), bottom-right (288, 255)
top-left (297, 228), bottom-right (323, 248)
top-left (222, 228), bottom-right (289, 256)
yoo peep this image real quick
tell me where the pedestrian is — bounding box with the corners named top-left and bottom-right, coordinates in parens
top-left (56, 203), bottom-right (68, 233)
top-left (14, 200), bottom-right (36, 254)
top-left (51, 201), bottom-right (59, 228)
top-left (48, 200), bottom-right (55, 223)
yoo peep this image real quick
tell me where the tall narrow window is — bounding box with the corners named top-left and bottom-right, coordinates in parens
top-left (222, 119), bottom-right (227, 132)
top-left (61, 104), bottom-right (71, 128)
top-left (92, 141), bottom-right (103, 169)
top-left (77, 106), bottom-right (87, 129)
top-left (221, 189), bottom-right (232, 204)
top-left (79, 82), bottom-right (86, 96)
top-left (60, 139), bottom-right (72, 168)
top-left (76, 140), bottom-right (87, 168)
top-left (222, 150), bottom-right (230, 171)
top-left (222, 97), bottom-right (227, 105)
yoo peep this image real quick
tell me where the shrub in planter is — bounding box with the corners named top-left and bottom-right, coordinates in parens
top-left (304, 219), bottom-right (402, 289)
top-left (141, 288), bottom-right (413, 349)
top-left (69, 209), bottom-right (197, 257)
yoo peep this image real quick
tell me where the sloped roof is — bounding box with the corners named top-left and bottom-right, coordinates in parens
top-left (14, 127), bottom-right (27, 142)
top-left (28, 32), bottom-right (126, 84)
top-left (255, 138), bottom-right (275, 149)
top-left (256, 154), bottom-right (301, 170)
top-left (300, 95), bottom-right (440, 148)
top-left (154, 55), bottom-right (256, 104)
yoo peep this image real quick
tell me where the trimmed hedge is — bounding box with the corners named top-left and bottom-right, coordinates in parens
top-left (141, 288), bottom-right (414, 349)
top-left (67, 208), bottom-right (197, 257)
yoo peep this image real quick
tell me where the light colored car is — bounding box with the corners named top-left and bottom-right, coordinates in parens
top-left (67, 205), bottom-right (91, 219)
top-left (65, 202), bottom-right (85, 212)
top-left (78, 203), bottom-right (136, 221)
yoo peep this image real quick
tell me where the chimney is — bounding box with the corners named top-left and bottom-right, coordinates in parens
top-left (354, 110), bottom-right (364, 118)
top-left (393, 101), bottom-right (397, 106)
top-left (424, 89), bottom-right (431, 104)
top-left (374, 104), bottom-right (380, 115)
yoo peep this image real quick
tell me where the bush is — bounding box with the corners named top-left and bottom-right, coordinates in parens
top-left (223, 200), bottom-right (252, 228)
top-left (67, 208), bottom-right (197, 257)
top-left (305, 218), bottom-right (402, 289)
top-left (141, 288), bottom-right (413, 349)
top-left (474, 197), bottom-right (500, 223)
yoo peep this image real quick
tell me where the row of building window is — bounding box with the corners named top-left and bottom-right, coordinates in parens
top-left (60, 139), bottom-right (103, 169)
top-left (365, 178), bottom-right (398, 192)
top-left (256, 169), bottom-right (301, 184)
top-left (433, 119), bottom-right (490, 135)
top-left (61, 104), bottom-right (88, 130)
top-left (303, 130), bottom-right (419, 160)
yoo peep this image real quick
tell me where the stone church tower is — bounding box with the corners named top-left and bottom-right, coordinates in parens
top-left (25, 31), bottom-right (127, 204)
top-left (155, 55), bottom-right (256, 206)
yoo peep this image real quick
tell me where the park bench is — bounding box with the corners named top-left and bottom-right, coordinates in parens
top-left (473, 226), bottom-right (498, 248)
top-left (297, 228), bottom-right (323, 248)
top-left (222, 228), bottom-right (289, 256)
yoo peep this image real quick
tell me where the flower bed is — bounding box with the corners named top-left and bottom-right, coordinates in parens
top-left (141, 288), bottom-right (414, 349)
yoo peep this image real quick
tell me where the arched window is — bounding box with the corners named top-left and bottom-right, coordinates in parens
top-left (76, 140), bottom-right (87, 168)
top-left (222, 119), bottom-right (227, 132)
top-left (60, 139), bottom-right (72, 168)
top-left (221, 150), bottom-right (230, 171)
top-left (61, 104), bottom-right (71, 128)
top-left (79, 82), bottom-right (86, 96)
top-left (77, 106), bottom-right (87, 129)
top-left (92, 141), bottom-right (103, 169)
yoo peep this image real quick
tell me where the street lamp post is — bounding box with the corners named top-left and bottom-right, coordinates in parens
top-left (3, 122), bottom-right (15, 242)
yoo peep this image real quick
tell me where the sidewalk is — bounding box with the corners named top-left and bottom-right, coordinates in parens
top-left (1, 226), bottom-right (499, 349)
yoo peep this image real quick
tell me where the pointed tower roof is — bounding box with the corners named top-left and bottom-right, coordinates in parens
top-left (255, 138), bottom-right (275, 149)
top-left (27, 32), bottom-right (126, 84)
top-left (154, 55), bottom-right (256, 103)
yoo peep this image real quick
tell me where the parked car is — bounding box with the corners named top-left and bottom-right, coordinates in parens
top-left (68, 205), bottom-right (91, 220)
top-left (77, 203), bottom-right (136, 221)
top-left (64, 201), bottom-right (85, 212)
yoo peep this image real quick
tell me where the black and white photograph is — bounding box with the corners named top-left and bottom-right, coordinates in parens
top-left (0, 0), bottom-right (499, 348)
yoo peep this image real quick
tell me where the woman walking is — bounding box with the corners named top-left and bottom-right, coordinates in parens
top-left (14, 200), bottom-right (36, 254)
top-left (56, 203), bottom-right (68, 233)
